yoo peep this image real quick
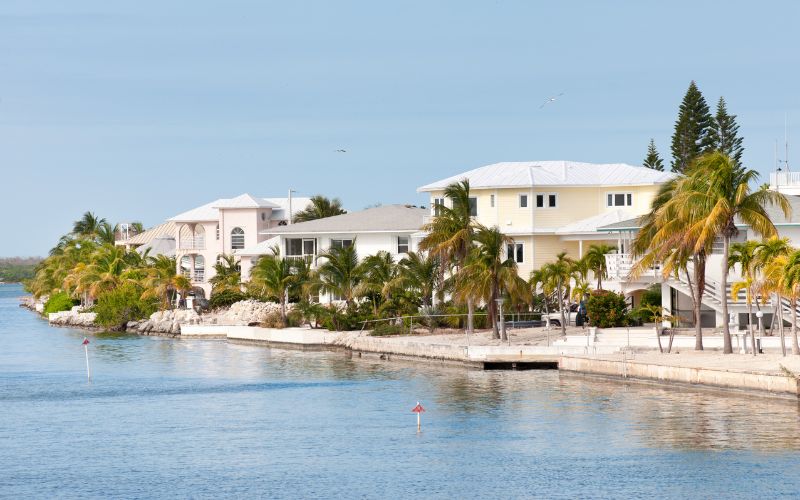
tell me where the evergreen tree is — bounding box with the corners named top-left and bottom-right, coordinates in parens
top-left (708, 96), bottom-right (744, 167)
top-left (643, 138), bottom-right (664, 171)
top-left (670, 81), bottom-right (713, 173)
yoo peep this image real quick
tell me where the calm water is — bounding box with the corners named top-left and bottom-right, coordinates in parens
top-left (1, 284), bottom-right (800, 499)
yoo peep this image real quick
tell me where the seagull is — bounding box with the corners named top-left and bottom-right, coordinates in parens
top-left (539, 92), bottom-right (564, 109)
top-left (334, 149), bottom-right (347, 153)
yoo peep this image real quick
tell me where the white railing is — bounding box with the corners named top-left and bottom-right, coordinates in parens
top-left (179, 237), bottom-right (206, 250)
top-left (193, 270), bottom-right (205, 283)
top-left (770, 171), bottom-right (800, 186)
top-left (605, 253), bottom-right (661, 281)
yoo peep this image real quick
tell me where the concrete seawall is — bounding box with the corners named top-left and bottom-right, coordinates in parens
top-left (559, 356), bottom-right (800, 398)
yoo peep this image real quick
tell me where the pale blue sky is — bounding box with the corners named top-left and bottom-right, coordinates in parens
top-left (1, 1), bottom-right (799, 256)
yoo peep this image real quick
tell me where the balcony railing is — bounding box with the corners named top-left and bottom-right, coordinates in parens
top-left (605, 253), bottom-right (661, 281)
top-left (192, 270), bottom-right (205, 283)
top-left (179, 237), bottom-right (206, 250)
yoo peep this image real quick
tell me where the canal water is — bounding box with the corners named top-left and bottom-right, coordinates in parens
top-left (2, 283), bottom-right (799, 499)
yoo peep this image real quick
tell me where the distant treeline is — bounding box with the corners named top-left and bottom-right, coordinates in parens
top-left (0, 257), bottom-right (42, 283)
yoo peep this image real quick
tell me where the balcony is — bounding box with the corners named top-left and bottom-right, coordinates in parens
top-left (605, 253), bottom-right (661, 282)
top-left (770, 171), bottom-right (800, 195)
top-left (179, 237), bottom-right (206, 251)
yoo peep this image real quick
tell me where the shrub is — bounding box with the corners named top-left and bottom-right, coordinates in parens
top-left (320, 302), bottom-right (375, 331)
top-left (94, 284), bottom-right (158, 330)
top-left (209, 289), bottom-right (247, 310)
top-left (261, 311), bottom-right (285, 329)
top-left (286, 309), bottom-right (304, 328)
top-left (293, 300), bottom-right (325, 328)
top-left (586, 290), bottom-right (629, 328)
top-left (370, 322), bottom-right (408, 336)
top-left (43, 292), bottom-right (78, 315)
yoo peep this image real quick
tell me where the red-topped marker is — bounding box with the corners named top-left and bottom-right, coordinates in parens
top-left (82, 338), bottom-right (91, 381)
top-left (412, 401), bottom-right (425, 431)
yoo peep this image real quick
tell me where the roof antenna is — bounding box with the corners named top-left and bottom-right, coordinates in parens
top-left (785, 112), bottom-right (790, 172)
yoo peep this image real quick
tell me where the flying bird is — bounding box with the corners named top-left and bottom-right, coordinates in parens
top-left (539, 92), bottom-right (564, 109)
top-left (335, 149), bottom-right (347, 153)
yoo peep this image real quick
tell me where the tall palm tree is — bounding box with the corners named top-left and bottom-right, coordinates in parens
top-left (455, 226), bottom-right (525, 340)
top-left (249, 250), bottom-right (297, 325)
top-left (292, 195), bottom-right (346, 223)
top-left (529, 268), bottom-right (552, 323)
top-left (674, 152), bottom-right (789, 354)
top-left (72, 211), bottom-right (108, 238)
top-left (419, 180), bottom-right (477, 334)
top-left (730, 240), bottom-right (761, 356)
top-left (783, 249), bottom-right (800, 355)
top-left (96, 222), bottom-right (117, 246)
top-left (209, 254), bottom-right (241, 294)
top-left (316, 244), bottom-right (363, 306)
top-left (391, 251), bottom-right (439, 309)
top-left (540, 252), bottom-right (575, 337)
top-left (582, 244), bottom-right (616, 290)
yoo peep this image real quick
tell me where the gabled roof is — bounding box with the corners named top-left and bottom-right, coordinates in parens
top-left (417, 161), bottom-right (675, 192)
top-left (236, 236), bottom-right (280, 257)
top-left (261, 205), bottom-right (427, 235)
top-left (555, 210), bottom-right (637, 235)
top-left (169, 199), bottom-right (223, 222)
top-left (213, 193), bottom-right (279, 209)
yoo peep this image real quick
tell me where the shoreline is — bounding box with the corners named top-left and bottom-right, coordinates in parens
top-left (18, 298), bottom-right (800, 400)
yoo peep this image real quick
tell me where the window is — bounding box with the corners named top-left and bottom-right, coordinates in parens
top-left (507, 243), bottom-right (524, 263)
top-left (607, 192), bottom-right (633, 207)
top-left (230, 227), bottom-right (245, 249)
top-left (468, 197), bottom-right (477, 217)
top-left (331, 239), bottom-right (353, 249)
top-left (535, 193), bottom-right (557, 208)
top-left (261, 212), bottom-right (266, 221)
top-left (433, 197), bottom-right (445, 216)
top-left (490, 194), bottom-right (495, 208)
top-left (286, 238), bottom-right (316, 257)
top-left (215, 224), bottom-right (219, 240)
top-left (519, 194), bottom-right (528, 208)
top-left (397, 236), bottom-right (409, 254)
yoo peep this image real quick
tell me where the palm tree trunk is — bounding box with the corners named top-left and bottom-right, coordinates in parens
top-left (667, 327), bottom-right (676, 353)
top-left (467, 298), bottom-right (475, 335)
top-left (491, 287), bottom-right (499, 340)
top-left (792, 297), bottom-right (800, 355)
top-left (748, 296), bottom-right (756, 356)
top-left (280, 291), bottom-right (287, 327)
top-left (692, 259), bottom-right (703, 351)
top-left (777, 293), bottom-right (786, 357)
top-left (721, 235), bottom-right (732, 354)
top-left (656, 325), bottom-right (663, 353)
top-left (558, 280), bottom-right (566, 337)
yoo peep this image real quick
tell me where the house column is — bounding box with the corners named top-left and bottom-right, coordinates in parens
top-left (578, 240), bottom-right (583, 258)
top-left (661, 282), bottom-right (673, 328)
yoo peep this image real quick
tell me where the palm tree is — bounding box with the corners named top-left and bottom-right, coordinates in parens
top-left (316, 243), bottom-right (363, 306)
top-left (72, 211), bottom-right (108, 238)
top-left (529, 268), bottom-right (552, 324)
top-left (540, 252), bottom-right (575, 337)
top-left (582, 244), bottom-right (616, 290)
top-left (756, 238), bottom-right (792, 356)
top-left (209, 254), bottom-right (241, 294)
top-left (356, 251), bottom-right (396, 314)
top-left (96, 222), bottom-right (117, 246)
top-left (292, 195), bottom-right (346, 223)
top-left (783, 250), bottom-right (800, 355)
top-left (391, 251), bottom-right (439, 309)
top-left (455, 226), bottom-right (525, 340)
top-left (673, 152), bottom-right (789, 354)
top-left (730, 240), bottom-right (760, 356)
top-left (419, 180), bottom-right (477, 334)
top-left (141, 255), bottom-right (191, 309)
top-left (249, 250), bottom-right (297, 326)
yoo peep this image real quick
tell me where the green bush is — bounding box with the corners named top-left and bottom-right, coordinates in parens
top-left (370, 322), bottom-right (408, 336)
top-left (320, 302), bottom-right (375, 331)
top-left (293, 300), bottom-right (325, 328)
top-left (209, 289), bottom-right (247, 310)
top-left (43, 292), bottom-right (78, 315)
top-left (587, 290), bottom-right (629, 328)
top-left (94, 283), bottom-right (158, 330)
top-left (286, 309), bottom-right (304, 328)
top-left (261, 311), bottom-right (285, 328)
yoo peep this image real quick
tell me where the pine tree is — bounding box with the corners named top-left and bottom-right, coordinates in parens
top-left (670, 81), bottom-right (713, 173)
top-left (643, 138), bottom-right (664, 171)
top-left (708, 96), bottom-right (744, 167)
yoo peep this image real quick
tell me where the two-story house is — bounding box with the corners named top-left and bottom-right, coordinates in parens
top-left (417, 161), bottom-right (674, 280)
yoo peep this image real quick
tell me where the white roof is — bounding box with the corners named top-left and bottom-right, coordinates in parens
top-left (417, 161), bottom-right (675, 192)
top-left (237, 236), bottom-right (280, 257)
top-left (261, 205), bottom-right (427, 236)
top-left (555, 209), bottom-right (637, 235)
top-left (169, 194), bottom-right (312, 222)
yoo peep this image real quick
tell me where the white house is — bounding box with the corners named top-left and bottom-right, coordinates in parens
top-left (237, 204), bottom-right (427, 302)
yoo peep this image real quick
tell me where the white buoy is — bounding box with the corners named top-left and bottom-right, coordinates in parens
top-left (82, 337), bottom-right (91, 381)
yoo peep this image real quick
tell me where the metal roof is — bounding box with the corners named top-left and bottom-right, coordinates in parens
top-left (260, 205), bottom-right (427, 235)
top-left (417, 161), bottom-right (675, 192)
top-left (126, 221), bottom-right (176, 245)
top-left (555, 210), bottom-right (638, 235)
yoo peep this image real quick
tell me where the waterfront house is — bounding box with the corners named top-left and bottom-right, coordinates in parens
top-left (237, 204), bottom-right (427, 303)
top-left (167, 193), bottom-right (311, 298)
top-left (417, 161), bottom-right (674, 279)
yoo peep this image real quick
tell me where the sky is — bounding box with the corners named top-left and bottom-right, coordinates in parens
top-left (1, 1), bottom-right (799, 256)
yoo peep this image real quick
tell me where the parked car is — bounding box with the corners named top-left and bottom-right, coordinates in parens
top-left (542, 303), bottom-right (580, 327)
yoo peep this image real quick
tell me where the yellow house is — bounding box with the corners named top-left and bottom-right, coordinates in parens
top-left (417, 161), bottom-right (674, 278)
